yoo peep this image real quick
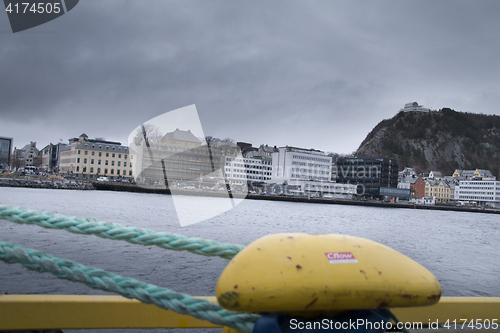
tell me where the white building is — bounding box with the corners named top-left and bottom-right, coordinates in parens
top-left (224, 156), bottom-right (272, 185)
top-left (272, 146), bottom-right (332, 183)
top-left (456, 178), bottom-right (500, 207)
top-left (399, 102), bottom-right (430, 113)
top-left (13, 141), bottom-right (39, 170)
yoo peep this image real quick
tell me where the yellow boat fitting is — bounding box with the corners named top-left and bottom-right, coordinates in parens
top-left (216, 233), bottom-right (441, 313)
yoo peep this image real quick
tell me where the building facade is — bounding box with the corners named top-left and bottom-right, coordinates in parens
top-left (455, 178), bottom-right (500, 207)
top-left (336, 157), bottom-right (398, 197)
top-left (224, 156), bottom-right (272, 185)
top-left (272, 146), bottom-right (332, 183)
top-left (424, 180), bottom-right (451, 203)
top-left (0, 136), bottom-right (13, 170)
top-left (399, 102), bottom-right (430, 113)
top-left (41, 142), bottom-right (68, 173)
top-left (59, 134), bottom-right (133, 180)
top-left (133, 129), bottom-right (222, 186)
top-left (13, 141), bottom-right (39, 171)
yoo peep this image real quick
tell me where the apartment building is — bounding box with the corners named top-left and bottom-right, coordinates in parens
top-left (456, 178), bottom-right (500, 207)
top-left (272, 146), bottom-right (332, 183)
top-left (59, 133), bottom-right (133, 180)
top-left (424, 180), bottom-right (451, 203)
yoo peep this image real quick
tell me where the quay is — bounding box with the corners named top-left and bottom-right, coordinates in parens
top-left (1, 176), bottom-right (498, 214)
top-left (92, 182), bottom-right (500, 215)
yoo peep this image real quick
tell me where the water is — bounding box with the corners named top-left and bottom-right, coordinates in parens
top-left (1, 187), bottom-right (499, 332)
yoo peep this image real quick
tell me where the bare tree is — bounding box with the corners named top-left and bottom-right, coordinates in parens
top-left (134, 124), bottom-right (163, 145)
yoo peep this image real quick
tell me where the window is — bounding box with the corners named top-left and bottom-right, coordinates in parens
top-left (83, 167), bottom-right (86, 172)
top-left (117, 170), bottom-right (120, 175)
top-left (76, 166), bottom-right (79, 172)
top-left (90, 167), bottom-right (93, 173)
top-left (104, 168), bottom-right (108, 174)
top-left (106, 146), bottom-right (109, 150)
top-left (84, 158), bottom-right (87, 163)
top-left (106, 152), bottom-right (109, 157)
top-left (98, 160), bottom-right (101, 165)
top-left (77, 158), bottom-right (80, 163)
top-left (111, 169), bottom-right (114, 174)
top-left (123, 170), bottom-right (126, 175)
top-left (125, 155), bottom-right (127, 159)
top-left (105, 160), bottom-right (108, 165)
top-left (112, 153), bottom-right (115, 158)
top-left (130, 162), bottom-right (132, 167)
top-left (97, 168), bottom-right (101, 173)
top-left (129, 171), bottom-right (132, 176)
top-left (92, 151), bottom-right (95, 156)
top-left (124, 162), bottom-right (127, 167)
top-left (91, 159), bottom-right (94, 164)
top-left (113, 147), bottom-right (116, 151)
top-left (85, 151), bottom-right (88, 155)
top-left (118, 161), bottom-right (121, 166)
top-left (99, 152), bottom-right (102, 157)
top-left (78, 150), bottom-right (81, 155)
top-left (111, 161), bottom-right (115, 166)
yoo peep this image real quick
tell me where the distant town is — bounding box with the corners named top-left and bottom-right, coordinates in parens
top-left (1, 102), bottom-right (499, 209)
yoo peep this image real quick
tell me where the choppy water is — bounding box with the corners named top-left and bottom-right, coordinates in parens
top-left (1, 187), bottom-right (499, 332)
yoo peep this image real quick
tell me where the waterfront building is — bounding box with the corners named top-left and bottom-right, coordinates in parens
top-left (424, 180), bottom-right (451, 203)
top-left (272, 146), bottom-right (332, 183)
top-left (132, 129), bottom-right (222, 186)
top-left (398, 175), bottom-right (425, 199)
top-left (41, 142), bottom-right (68, 173)
top-left (13, 142), bottom-right (39, 171)
top-left (0, 136), bottom-right (13, 170)
top-left (59, 134), bottom-right (133, 180)
top-left (455, 178), bottom-right (500, 208)
top-left (224, 155), bottom-right (272, 186)
top-left (399, 102), bottom-right (430, 113)
top-left (336, 157), bottom-right (398, 197)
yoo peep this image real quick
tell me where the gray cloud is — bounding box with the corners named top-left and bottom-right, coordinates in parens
top-left (1, 0), bottom-right (499, 153)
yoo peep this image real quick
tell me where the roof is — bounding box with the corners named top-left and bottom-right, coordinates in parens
top-left (405, 102), bottom-right (419, 108)
top-left (430, 171), bottom-right (443, 178)
top-left (426, 179), bottom-right (450, 188)
top-left (161, 129), bottom-right (201, 143)
top-left (476, 169), bottom-right (493, 177)
top-left (79, 133), bottom-right (88, 138)
top-left (400, 176), bottom-right (418, 184)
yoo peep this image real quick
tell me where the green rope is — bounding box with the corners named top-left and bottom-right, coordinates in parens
top-left (0, 241), bottom-right (259, 332)
top-left (0, 205), bottom-right (244, 259)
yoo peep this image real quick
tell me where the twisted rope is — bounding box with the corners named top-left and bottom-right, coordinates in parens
top-left (0, 241), bottom-right (259, 332)
top-left (0, 205), bottom-right (244, 259)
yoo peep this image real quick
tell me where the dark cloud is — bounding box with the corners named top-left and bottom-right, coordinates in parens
top-left (1, 0), bottom-right (499, 153)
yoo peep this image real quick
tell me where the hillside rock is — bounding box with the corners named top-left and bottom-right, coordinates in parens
top-left (356, 108), bottom-right (500, 177)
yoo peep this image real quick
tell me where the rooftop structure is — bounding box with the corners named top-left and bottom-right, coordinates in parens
top-left (399, 102), bottom-right (430, 113)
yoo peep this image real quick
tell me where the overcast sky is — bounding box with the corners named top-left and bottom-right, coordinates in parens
top-left (1, 0), bottom-right (499, 154)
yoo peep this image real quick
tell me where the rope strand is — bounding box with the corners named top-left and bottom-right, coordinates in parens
top-left (0, 205), bottom-right (244, 259)
top-left (0, 241), bottom-right (258, 332)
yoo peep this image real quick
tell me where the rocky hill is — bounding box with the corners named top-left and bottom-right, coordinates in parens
top-left (356, 108), bottom-right (500, 177)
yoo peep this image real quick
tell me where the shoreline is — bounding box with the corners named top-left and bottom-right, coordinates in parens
top-left (1, 178), bottom-right (498, 214)
top-left (94, 182), bottom-right (500, 215)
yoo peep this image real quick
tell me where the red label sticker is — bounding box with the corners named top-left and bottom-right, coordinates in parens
top-left (325, 252), bottom-right (358, 264)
